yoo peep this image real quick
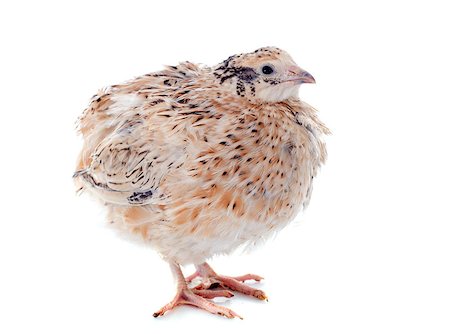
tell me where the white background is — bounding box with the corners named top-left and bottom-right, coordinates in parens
top-left (1, 1), bottom-right (449, 333)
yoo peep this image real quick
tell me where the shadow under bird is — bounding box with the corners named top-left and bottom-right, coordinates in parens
top-left (74, 46), bottom-right (329, 319)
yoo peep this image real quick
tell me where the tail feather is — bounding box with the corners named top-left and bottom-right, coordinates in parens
top-left (73, 169), bottom-right (87, 178)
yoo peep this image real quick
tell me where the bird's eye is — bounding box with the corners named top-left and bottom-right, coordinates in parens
top-left (261, 65), bottom-right (274, 75)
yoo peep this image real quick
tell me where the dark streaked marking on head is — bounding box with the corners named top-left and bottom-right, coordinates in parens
top-left (236, 67), bottom-right (258, 82)
top-left (236, 80), bottom-right (245, 96)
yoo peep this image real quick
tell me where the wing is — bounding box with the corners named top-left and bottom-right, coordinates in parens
top-left (74, 61), bottom-right (204, 203)
top-left (75, 117), bottom-right (186, 206)
top-left (75, 61), bottom-right (202, 171)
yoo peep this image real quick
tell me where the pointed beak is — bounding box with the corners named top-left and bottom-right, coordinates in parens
top-left (285, 66), bottom-right (316, 84)
top-left (298, 70), bottom-right (316, 84)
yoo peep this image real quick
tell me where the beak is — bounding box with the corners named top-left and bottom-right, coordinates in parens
top-left (285, 66), bottom-right (316, 84)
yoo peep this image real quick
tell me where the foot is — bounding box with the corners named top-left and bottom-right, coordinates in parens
top-left (187, 263), bottom-right (268, 301)
top-left (153, 286), bottom-right (242, 319)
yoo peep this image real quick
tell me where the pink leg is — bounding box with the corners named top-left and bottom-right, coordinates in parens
top-left (191, 262), bottom-right (268, 301)
top-left (153, 262), bottom-right (241, 319)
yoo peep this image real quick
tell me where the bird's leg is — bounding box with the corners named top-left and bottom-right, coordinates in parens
top-left (190, 262), bottom-right (268, 301)
top-left (153, 262), bottom-right (242, 319)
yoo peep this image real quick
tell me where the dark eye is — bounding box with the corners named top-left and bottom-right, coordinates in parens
top-left (261, 65), bottom-right (274, 75)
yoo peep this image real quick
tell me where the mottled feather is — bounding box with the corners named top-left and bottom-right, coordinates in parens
top-left (74, 47), bottom-right (329, 265)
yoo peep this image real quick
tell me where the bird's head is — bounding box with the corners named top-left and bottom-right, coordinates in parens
top-left (213, 47), bottom-right (315, 103)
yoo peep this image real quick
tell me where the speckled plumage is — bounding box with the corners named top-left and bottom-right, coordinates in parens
top-left (74, 47), bottom-right (329, 318)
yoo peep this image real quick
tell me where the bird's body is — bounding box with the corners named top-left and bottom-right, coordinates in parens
top-left (74, 47), bottom-right (329, 318)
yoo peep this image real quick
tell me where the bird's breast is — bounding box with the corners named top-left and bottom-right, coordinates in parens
top-left (170, 114), bottom-right (317, 227)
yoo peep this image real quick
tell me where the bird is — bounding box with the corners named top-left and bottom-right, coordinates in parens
top-left (73, 46), bottom-right (329, 319)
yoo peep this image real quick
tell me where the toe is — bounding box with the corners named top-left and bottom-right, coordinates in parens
top-left (194, 289), bottom-right (234, 299)
top-left (233, 274), bottom-right (264, 282)
top-left (220, 308), bottom-right (243, 320)
top-left (253, 289), bottom-right (268, 301)
top-left (182, 289), bottom-right (242, 319)
top-left (185, 271), bottom-right (200, 283)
